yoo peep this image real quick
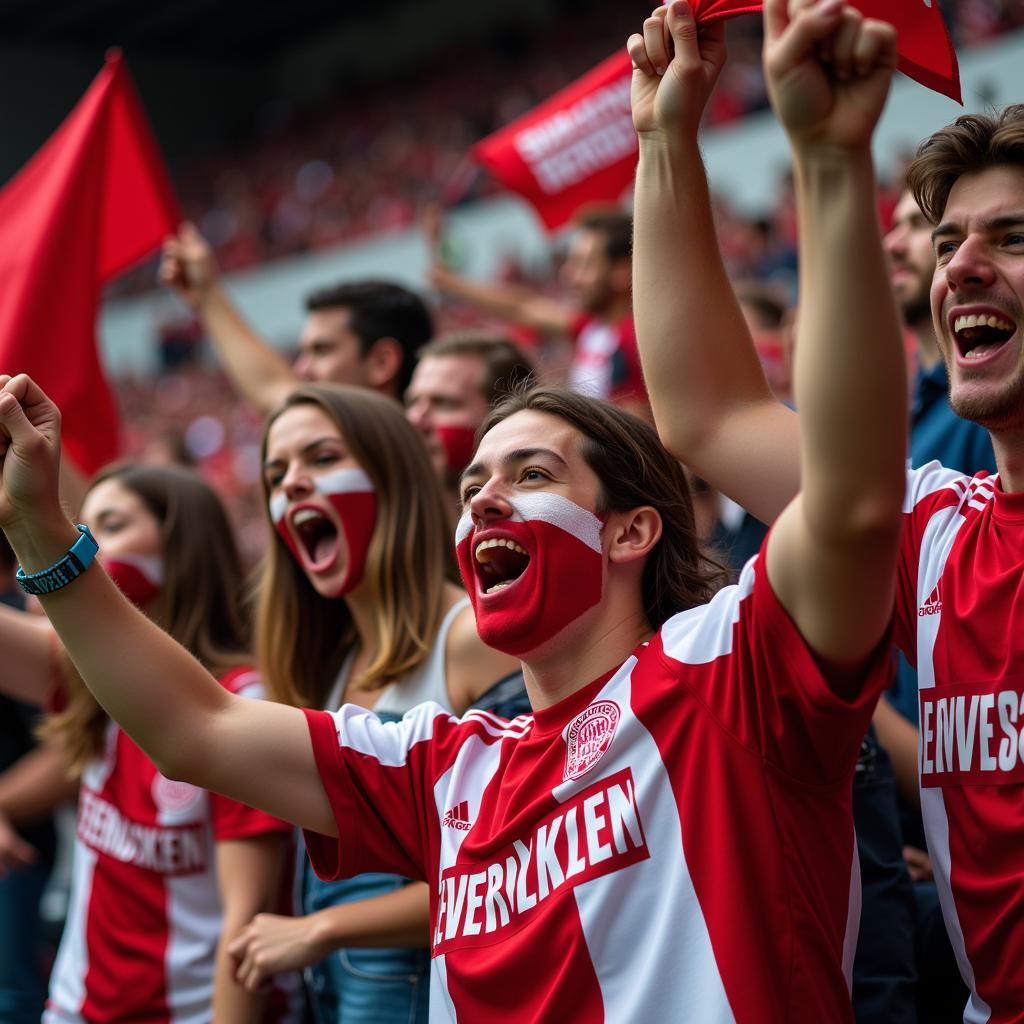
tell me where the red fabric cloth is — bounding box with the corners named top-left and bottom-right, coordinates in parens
top-left (694, 0), bottom-right (961, 101)
top-left (0, 50), bottom-right (180, 475)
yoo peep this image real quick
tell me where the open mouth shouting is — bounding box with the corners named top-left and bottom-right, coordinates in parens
top-left (474, 536), bottom-right (531, 596)
top-left (269, 466), bottom-right (378, 597)
top-left (290, 506), bottom-right (340, 572)
top-left (951, 309), bottom-right (1018, 366)
top-left (455, 492), bottom-right (605, 656)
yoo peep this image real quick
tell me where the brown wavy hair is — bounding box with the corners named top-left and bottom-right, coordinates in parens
top-left (256, 384), bottom-right (459, 709)
top-left (479, 388), bottom-right (728, 628)
top-left (39, 463), bottom-right (252, 777)
top-left (907, 104), bottom-right (1024, 223)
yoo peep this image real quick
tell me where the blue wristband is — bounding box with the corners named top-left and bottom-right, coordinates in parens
top-left (16, 524), bottom-right (99, 596)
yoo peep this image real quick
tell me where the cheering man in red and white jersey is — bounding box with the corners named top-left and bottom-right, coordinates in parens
top-left (634, 0), bottom-right (1024, 1019)
top-left (0, 3), bottom-right (905, 1020)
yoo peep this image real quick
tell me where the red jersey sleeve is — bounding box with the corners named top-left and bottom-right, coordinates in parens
top-left (893, 461), bottom-right (973, 663)
top-left (656, 535), bottom-right (893, 784)
top-left (209, 668), bottom-right (291, 842)
top-left (302, 701), bottom-right (467, 885)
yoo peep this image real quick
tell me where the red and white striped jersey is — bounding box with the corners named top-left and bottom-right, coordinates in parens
top-left (304, 553), bottom-right (888, 1022)
top-left (45, 668), bottom-right (298, 1024)
top-left (895, 462), bottom-right (1024, 1024)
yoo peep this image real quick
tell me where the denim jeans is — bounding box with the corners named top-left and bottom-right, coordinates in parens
top-left (851, 727), bottom-right (918, 1024)
top-left (0, 856), bottom-right (51, 1024)
top-left (302, 858), bottom-right (430, 1024)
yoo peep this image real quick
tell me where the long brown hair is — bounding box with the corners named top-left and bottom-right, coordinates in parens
top-left (907, 104), bottom-right (1024, 223)
top-left (480, 388), bottom-right (728, 629)
top-left (256, 384), bottom-right (459, 709)
top-left (39, 463), bottom-right (252, 777)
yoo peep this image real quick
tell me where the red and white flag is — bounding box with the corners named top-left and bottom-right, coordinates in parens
top-left (473, 1), bottom-right (960, 230)
top-left (0, 50), bottom-right (180, 475)
top-left (472, 49), bottom-right (637, 232)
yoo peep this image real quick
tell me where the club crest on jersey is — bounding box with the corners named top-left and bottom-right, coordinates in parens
top-left (564, 700), bottom-right (620, 781)
top-left (152, 774), bottom-right (203, 815)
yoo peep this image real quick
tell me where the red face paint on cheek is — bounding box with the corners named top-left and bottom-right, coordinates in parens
top-left (456, 493), bottom-right (604, 656)
top-left (435, 424), bottom-right (478, 477)
top-left (269, 468), bottom-right (378, 598)
top-left (102, 555), bottom-right (163, 608)
top-left (323, 488), bottom-right (377, 596)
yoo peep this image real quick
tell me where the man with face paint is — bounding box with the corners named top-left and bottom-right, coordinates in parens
top-left (405, 333), bottom-right (534, 517)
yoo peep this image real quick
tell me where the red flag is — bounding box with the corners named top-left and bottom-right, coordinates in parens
top-left (0, 50), bottom-right (180, 475)
top-left (692, 0), bottom-right (961, 102)
top-left (472, 49), bottom-right (636, 231)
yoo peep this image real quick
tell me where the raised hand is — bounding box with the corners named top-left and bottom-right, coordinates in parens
top-left (763, 0), bottom-right (897, 152)
top-left (158, 222), bottom-right (219, 308)
top-left (628, 1), bottom-right (727, 144)
top-left (0, 374), bottom-right (63, 532)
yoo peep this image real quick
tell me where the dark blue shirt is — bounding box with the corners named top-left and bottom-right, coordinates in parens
top-left (909, 360), bottom-right (997, 477)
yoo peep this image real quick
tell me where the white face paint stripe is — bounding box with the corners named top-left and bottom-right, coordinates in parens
top-left (455, 511), bottom-right (473, 546)
top-left (269, 492), bottom-right (288, 524)
top-left (509, 493), bottom-right (602, 552)
top-left (314, 467), bottom-right (375, 497)
top-left (269, 467), bottom-right (375, 524)
top-left (455, 493), bottom-right (602, 551)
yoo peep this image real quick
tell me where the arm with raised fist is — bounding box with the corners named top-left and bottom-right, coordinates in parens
top-left (424, 206), bottom-right (577, 335)
top-left (630, 1), bottom-right (801, 525)
top-left (160, 225), bottom-right (299, 413)
top-left (760, 0), bottom-right (905, 666)
top-left (0, 374), bottom-right (334, 835)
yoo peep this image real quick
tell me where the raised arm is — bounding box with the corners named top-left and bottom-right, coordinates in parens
top-left (160, 224), bottom-right (298, 414)
top-left (761, 0), bottom-right (905, 666)
top-left (424, 208), bottom-right (577, 335)
top-left (629, 3), bottom-right (801, 524)
top-left (0, 375), bottom-right (333, 835)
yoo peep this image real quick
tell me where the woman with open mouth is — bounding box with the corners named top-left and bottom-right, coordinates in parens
top-left (226, 383), bottom-right (519, 1024)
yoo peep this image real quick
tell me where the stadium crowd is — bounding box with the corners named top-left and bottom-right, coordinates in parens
top-left (105, 0), bottom-right (1024, 299)
top-left (2, 1), bottom-right (1024, 1022)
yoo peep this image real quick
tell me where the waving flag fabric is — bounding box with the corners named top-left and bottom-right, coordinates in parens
top-left (473, 49), bottom-right (637, 231)
top-left (473, 0), bottom-right (960, 229)
top-left (0, 50), bottom-right (180, 475)
top-left (693, 0), bottom-right (961, 101)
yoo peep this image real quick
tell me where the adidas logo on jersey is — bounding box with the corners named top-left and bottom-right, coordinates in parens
top-left (443, 800), bottom-right (473, 831)
top-left (918, 583), bottom-right (942, 617)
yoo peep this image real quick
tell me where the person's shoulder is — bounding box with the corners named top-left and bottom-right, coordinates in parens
top-left (904, 460), bottom-right (974, 514)
top-left (653, 572), bottom-right (749, 670)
